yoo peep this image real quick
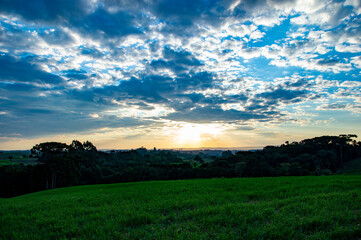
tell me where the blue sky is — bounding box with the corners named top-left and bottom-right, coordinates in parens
top-left (0, 0), bottom-right (360, 150)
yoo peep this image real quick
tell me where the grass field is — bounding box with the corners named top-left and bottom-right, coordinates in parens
top-left (0, 176), bottom-right (360, 240)
top-left (0, 150), bottom-right (38, 166)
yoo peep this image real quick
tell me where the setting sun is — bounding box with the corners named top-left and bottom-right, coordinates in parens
top-left (175, 125), bottom-right (201, 144)
top-left (173, 123), bottom-right (223, 147)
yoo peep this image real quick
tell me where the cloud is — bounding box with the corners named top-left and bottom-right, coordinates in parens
top-left (150, 0), bottom-right (226, 34)
top-left (72, 8), bottom-right (144, 38)
top-left (0, 108), bottom-right (154, 138)
top-left (256, 88), bottom-right (308, 101)
top-left (316, 58), bottom-right (340, 66)
top-left (0, 53), bottom-right (64, 85)
top-left (165, 106), bottom-right (271, 123)
top-left (63, 69), bottom-right (89, 80)
top-left (0, 0), bottom-right (90, 23)
top-left (150, 47), bottom-right (203, 73)
top-left (0, 0), bottom-right (361, 147)
top-left (80, 47), bottom-right (105, 58)
top-left (321, 103), bottom-right (347, 110)
top-left (38, 28), bottom-right (73, 45)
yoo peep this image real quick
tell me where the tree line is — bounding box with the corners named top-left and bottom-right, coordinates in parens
top-left (0, 135), bottom-right (360, 197)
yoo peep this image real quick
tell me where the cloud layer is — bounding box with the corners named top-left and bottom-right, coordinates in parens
top-left (0, 0), bottom-right (360, 149)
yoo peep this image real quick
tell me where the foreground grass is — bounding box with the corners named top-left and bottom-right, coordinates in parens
top-left (0, 176), bottom-right (360, 240)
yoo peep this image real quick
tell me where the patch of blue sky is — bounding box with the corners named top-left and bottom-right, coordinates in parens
top-left (136, 45), bottom-right (147, 50)
top-left (78, 62), bottom-right (95, 73)
top-left (242, 20), bottom-right (253, 26)
top-left (240, 56), bottom-right (304, 81)
top-left (248, 18), bottom-right (293, 48)
top-left (220, 35), bottom-right (241, 42)
top-left (0, 81), bottom-right (16, 85)
top-left (315, 49), bottom-right (359, 61)
top-left (0, 18), bottom-right (53, 33)
top-left (207, 57), bottom-right (218, 63)
top-left (121, 65), bottom-right (140, 72)
top-left (321, 70), bottom-right (360, 82)
top-left (17, 52), bottom-right (40, 58)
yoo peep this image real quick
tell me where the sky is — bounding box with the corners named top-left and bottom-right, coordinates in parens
top-left (0, 0), bottom-right (361, 150)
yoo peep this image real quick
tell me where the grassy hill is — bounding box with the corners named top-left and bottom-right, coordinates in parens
top-left (0, 176), bottom-right (360, 240)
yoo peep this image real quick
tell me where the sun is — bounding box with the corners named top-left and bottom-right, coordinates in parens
top-left (173, 123), bottom-right (223, 147)
top-left (175, 125), bottom-right (202, 144)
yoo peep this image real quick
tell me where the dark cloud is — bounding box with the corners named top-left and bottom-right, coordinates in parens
top-left (69, 70), bottom-right (216, 106)
top-left (68, 75), bottom-right (174, 104)
top-left (283, 78), bottom-right (310, 88)
top-left (0, 21), bottom-right (38, 52)
top-left (163, 47), bottom-right (202, 65)
top-left (165, 106), bottom-right (270, 122)
top-left (0, 82), bottom-right (40, 92)
top-left (256, 88), bottom-right (308, 101)
top-left (63, 69), bottom-right (88, 80)
top-left (175, 72), bottom-right (214, 91)
top-left (119, 76), bottom-right (172, 102)
top-left (152, 0), bottom-right (223, 27)
top-left (80, 47), bottom-right (105, 58)
top-left (150, 47), bottom-right (203, 73)
top-left (72, 8), bottom-right (144, 38)
top-left (322, 103), bottom-right (347, 109)
top-left (317, 58), bottom-right (340, 66)
top-left (1, 1), bottom-right (143, 40)
top-left (0, 54), bottom-right (64, 85)
top-left (0, 108), bottom-right (153, 138)
top-left (0, 0), bottom-right (89, 23)
top-left (0, 82), bottom-right (154, 138)
top-left (245, 100), bottom-right (273, 111)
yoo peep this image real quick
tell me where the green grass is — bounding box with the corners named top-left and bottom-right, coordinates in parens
top-left (0, 176), bottom-right (360, 240)
top-left (0, 150), bottom-right (37, 166)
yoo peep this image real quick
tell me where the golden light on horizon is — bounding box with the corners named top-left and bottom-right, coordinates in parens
top-left (175, 125), bottom-right (201, 144)
top-left (173, 123), bottom-right (224, 147)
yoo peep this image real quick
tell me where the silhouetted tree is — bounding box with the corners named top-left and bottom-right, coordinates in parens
top-left (194, 155), bottom-right (204, 164)
top-left (31, 142), bottom-right (68, 155)
top-left (222, 150), bottom-right (233, 158)
top-left (83, 141), bottom-right (97, 151)
top-left (69, 140), bottom-right (84, 152)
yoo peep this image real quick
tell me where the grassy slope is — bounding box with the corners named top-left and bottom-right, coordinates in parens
top-left (0, 176), bottom-right (360, 240)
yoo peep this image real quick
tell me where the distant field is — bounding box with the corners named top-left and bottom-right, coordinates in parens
top-left (0, 176), bottom-right (360, 240)
top-left (0, 150), bottom-right (37, 165)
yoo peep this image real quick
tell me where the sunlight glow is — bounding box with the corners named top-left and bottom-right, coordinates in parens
top-left (174, 123), bottom-right (223, 147)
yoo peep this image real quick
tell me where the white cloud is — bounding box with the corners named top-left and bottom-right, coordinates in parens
top-left (351, 56), bottom-right (361, 68)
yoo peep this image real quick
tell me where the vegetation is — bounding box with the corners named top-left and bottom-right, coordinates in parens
top-left (0, 135), bottom-right (360, 197)
top-left (0, 175), bottom-right (360, 239)
top-left (338, 157), bottom-right (361, 175)
top-left (0, 150), bottom-right (35, 166)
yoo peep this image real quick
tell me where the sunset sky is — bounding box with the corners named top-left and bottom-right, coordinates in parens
top-left (0, 0), bottom-right (361, 150)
